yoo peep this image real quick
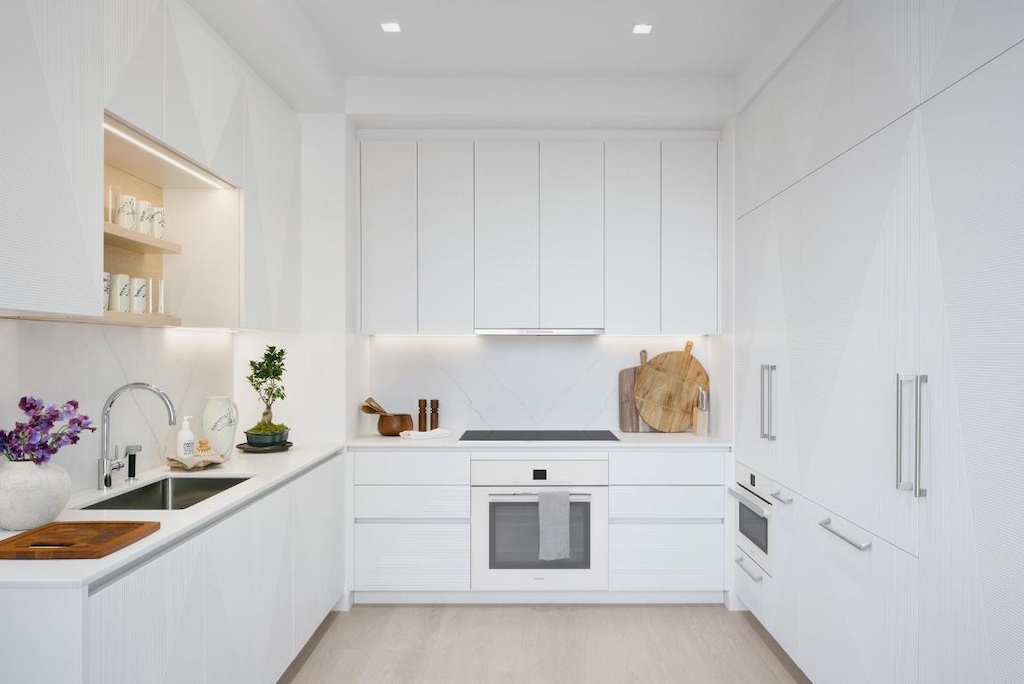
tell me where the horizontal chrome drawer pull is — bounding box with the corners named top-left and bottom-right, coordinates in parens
top-left (769, 490), bottom-right (793, 504)
top-left (735, 556), bottom-right (763, 582)
top-left (728, 487), bottom-right (771, 519)
top-left (819, 517), bottom-right (872, 551)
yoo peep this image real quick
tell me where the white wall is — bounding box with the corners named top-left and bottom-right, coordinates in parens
top-left (363, 336), bottom-right (722, 435)
top-left (346, 75), bottom-right (735, 129)
top-left (0, 320), bottom-right (232, 493)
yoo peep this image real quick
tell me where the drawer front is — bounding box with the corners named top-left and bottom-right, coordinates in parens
top-left (733, 545), bottom-right (769, 618)
top-left (609, 522), bottom-right (724, 590)
top-left (354, 485), bottom-right (470, 520)
top-left (354, 452), bottom-right (469, 485)
top-left (609, 452), bottom-right (724, 485)
top-left (354, 522), bottom-right (470, 590)
top-left (610, 486), bottom-right (724, 520)
top-left (471, 459), bottom-right (607, 486)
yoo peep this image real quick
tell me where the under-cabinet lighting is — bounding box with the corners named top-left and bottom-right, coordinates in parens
top-left (474, 328), bottom-right (605, 336)
top-left (381, 22), bottom-right (401, 33)
top-left (632, 24), bottom-right (653, 34)
top-left (103, 122), bottom-right (229, 189)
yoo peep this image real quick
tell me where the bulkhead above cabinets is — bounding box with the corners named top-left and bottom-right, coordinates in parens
top-left (359, 132), bottom-right (720, 336)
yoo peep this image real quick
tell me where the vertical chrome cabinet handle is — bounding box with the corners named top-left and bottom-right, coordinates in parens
top-left (760, 365), bottom-right (768, 439)
top-left (767, 365), bottom-right (777, 441)
top-left (914, 374), bottom-right (928, 498)
top-left (770, 490), bottom-right (793, 504)
top-left (735, 557), bottom-right (764, 582)
top-left (896, 374), bottom-right (914, 491)
top-left (819, 518), bottom-right (872, 551)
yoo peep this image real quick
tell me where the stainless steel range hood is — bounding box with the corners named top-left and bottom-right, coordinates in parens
top-left (474, 328), bottom-right (604, 336)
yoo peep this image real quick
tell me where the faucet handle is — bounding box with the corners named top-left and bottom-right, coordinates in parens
top-left (125, 444), bottom-right (141, 482)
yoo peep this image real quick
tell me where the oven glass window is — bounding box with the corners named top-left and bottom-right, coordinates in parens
top-left (738, 502), bottom-right (769, 554)
top-left (489, 501), bottom-right (590, 569)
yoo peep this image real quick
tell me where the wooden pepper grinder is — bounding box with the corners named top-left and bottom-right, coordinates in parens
top-left (418, 399), bottom-right (428, 432)
top-left (430, 399), bottom-right (439, 430)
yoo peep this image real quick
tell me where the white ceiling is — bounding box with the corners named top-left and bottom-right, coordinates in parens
top-left (294, 0), bottom-right (806, 77)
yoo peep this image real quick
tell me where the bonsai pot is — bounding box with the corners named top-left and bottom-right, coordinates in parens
top-left (244, 429), bottom-right (289, 447)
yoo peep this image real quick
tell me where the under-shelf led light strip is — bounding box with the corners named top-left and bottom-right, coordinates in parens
top-left (103, 122), bottom-right (229, 190)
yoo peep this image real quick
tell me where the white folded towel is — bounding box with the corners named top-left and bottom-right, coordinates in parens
top-left (538, 490), bottom-right (571, 561)
top-left (399, 428), bottom-right (452, 440)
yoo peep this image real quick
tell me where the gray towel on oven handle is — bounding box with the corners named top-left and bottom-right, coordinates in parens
top-left (538, 490), bottom-right (571, 561)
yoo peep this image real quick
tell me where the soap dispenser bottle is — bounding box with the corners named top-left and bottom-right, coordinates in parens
top-left (177, 416), bottom-right (196, 458)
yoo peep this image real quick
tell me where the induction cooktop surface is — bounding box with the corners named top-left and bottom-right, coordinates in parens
top-left (459, 430), bottom-right (619, 441)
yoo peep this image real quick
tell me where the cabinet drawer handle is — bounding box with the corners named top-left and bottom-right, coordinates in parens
top-left (769, 490), bottom-right (792, 505)
top-left (735, 556), bottom-right (763, 582)
top-left (819, 518), bottom-right (871, 551)
top-left (728, 487), bottom-right (770, 519)
top-left (760, 364), bottom-right (769, 439)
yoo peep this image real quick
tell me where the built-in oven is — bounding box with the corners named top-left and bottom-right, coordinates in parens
top-left (730, 463), bottom-right (774, 575)
top-left (471, 458), bottom-right (608, 591)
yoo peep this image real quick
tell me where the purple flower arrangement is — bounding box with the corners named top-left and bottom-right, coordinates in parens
top-left (0, 397), bottom-right (95, 464)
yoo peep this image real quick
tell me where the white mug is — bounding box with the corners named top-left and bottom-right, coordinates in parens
top-left (136, 200), bottom-right (153, 235)
top-left (130, 277), bottom-right (147, 314)
top-left (151, 206), bottom-right (165, 239)
top-left (116, 194), bottom-right (136, 230)
top-left (110, 274), bottom-right (130, 312)
top-left (102, 272), bottom-right (110, 310)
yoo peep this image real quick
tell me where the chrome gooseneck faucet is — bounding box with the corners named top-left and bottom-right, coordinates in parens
top-left (98, 382), bottom-right (177, 490)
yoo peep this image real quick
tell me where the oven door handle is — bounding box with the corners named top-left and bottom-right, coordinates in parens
top-left (728, 487), bottom-right (771, 519)
top-left (487, 493), bottom-right (592, 503)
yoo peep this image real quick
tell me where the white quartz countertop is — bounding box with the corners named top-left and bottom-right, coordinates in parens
top-left (346, 432), bottom-right (732, 450)
top-left (0, 443), bottom-right (343, 589)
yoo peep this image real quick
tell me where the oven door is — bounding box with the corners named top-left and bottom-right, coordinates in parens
top-left (471, 486), bottom-right (608, 590)
top-left (729, 485), bottom-right (772, 575)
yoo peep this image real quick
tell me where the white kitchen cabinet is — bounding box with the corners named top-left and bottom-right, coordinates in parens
top-left (355, 522), bottom-right (471, 591)
top-left (798, 498), bottom-right (918, 684)
top-left (165, 0), bottom-right (245, 185)
top-left (418, 140), bottom-right (475, 334)
top-left (610, 523), bottom-right (723, 591)
top-left (354, 485), bottom-right (470, 519)
top-left (0, 0), bottom-right (102, 317)
top-left (354, 451), bottom-right (469, 485)
top-left (241, 74), bottom-right (302, 331)
top-left (661, 140), bottom-right (718, 334)
top-left (539, 140), bottom-right (604, 329)
top-left (474, 140), bottom-right (540, 329)
top-left (758, 482), bottom-right (800, 663)
top-left (609, 451), bottom-right (725, 485)
top-left (604, 140), bottom-right (661, 334)
top-left (103, 0), bottom-right (166, 141)
top-left (610, 486), bottom-right (723, 520)
top-left (359, 140), bottom-right (418, 334)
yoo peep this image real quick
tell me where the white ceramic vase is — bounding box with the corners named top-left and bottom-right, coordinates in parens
top-left (201, 396), bottom-right (239, 458)
top-left (0, 460), bottom-right (72, 530)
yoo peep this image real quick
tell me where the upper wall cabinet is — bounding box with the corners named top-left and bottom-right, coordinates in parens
top-left (419, 140), bottom-right (475, 335)
top-left (474, 140), bottom-right (541, 330)
top-left (0, 0), bottom-right (103, 316)
top-left (104, 0), bottom-right (166, 141)
top-left (360, 140), bottom-right (418, 334)
top-left (359, 134), bottom-right (719, 336)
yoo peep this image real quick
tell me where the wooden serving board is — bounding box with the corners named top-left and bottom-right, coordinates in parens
top-left (618, 350), bottom-right (648, 432)
top-left (0, 521), bottom-right (160, 560)
top-left (633, 341), bottom-right (710, 433)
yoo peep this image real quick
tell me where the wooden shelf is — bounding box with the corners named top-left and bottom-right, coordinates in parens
top-left (15, 311), bottom-right (182, 328)
top-left (103, 222), bottom-right (181, 254)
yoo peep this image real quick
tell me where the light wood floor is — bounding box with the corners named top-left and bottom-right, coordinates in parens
top-left (280, 605), bottom-right (810, 684)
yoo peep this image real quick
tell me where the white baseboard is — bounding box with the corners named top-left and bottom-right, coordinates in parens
top-left (332, 590), bottom-right (354, 612)
top-left (725, 590), bottom-right (748, 612)
top-left (354, 590), bottom-right (725, 605)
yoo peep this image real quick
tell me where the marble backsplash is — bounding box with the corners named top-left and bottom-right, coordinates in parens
top-left (365, 335), bottom-right (720, 434)
top-left (0, 320), bottom-right (233, 494)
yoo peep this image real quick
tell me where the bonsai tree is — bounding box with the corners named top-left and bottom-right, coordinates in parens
top-left (246, 345), bottom-right (288, 434)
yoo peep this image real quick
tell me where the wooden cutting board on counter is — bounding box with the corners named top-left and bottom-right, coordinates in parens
top-left (0, 521), bottom-right (160, 560)
top-left (633, 341), bottom-right (710, 433)
top-left (618, 350), bottom-right (648, 432)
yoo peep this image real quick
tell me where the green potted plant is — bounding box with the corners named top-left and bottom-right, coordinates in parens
top-left (244, 345), bottom-right (289, 447)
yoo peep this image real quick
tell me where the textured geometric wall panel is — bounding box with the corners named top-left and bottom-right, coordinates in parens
top-left (104, 0), bottom-right (165, 139)
top-left (0, 0), bottom-right (101, 316)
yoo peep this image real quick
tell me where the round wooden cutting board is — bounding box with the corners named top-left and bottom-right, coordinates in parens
top-left (633, 341), bottom-right (710, 433)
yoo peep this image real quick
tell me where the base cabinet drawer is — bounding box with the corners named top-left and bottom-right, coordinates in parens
top-left (609, 523), bottom-right (724, 590)
top-left (354, 452), bottom-right (469, 485)
top-left (609, 452), bottom-right (725, 485)
top-left (733, 546), bottom-right (768, 618)
top-left (798, 500), bottom-right (918, 684)
top-left (354, 522), bottom-right (470, 591)
top-left (354, 485), bottom-right (470, 519)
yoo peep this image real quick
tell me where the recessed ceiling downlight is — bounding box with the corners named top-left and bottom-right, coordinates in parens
top-left (381, 22), bottom-right (401, 33)
top-left (632, 24), bottom-right (653, 34)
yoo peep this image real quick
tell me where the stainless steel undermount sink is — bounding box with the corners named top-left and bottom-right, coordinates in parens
top-left (83, 477), bottom-right (250, 511)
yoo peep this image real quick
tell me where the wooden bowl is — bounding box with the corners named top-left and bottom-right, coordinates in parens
top-left (377, 414), bottom-right (413, 436)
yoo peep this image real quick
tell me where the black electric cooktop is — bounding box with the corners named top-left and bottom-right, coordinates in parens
top-left (459, 430), bottom-right (619, 441)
